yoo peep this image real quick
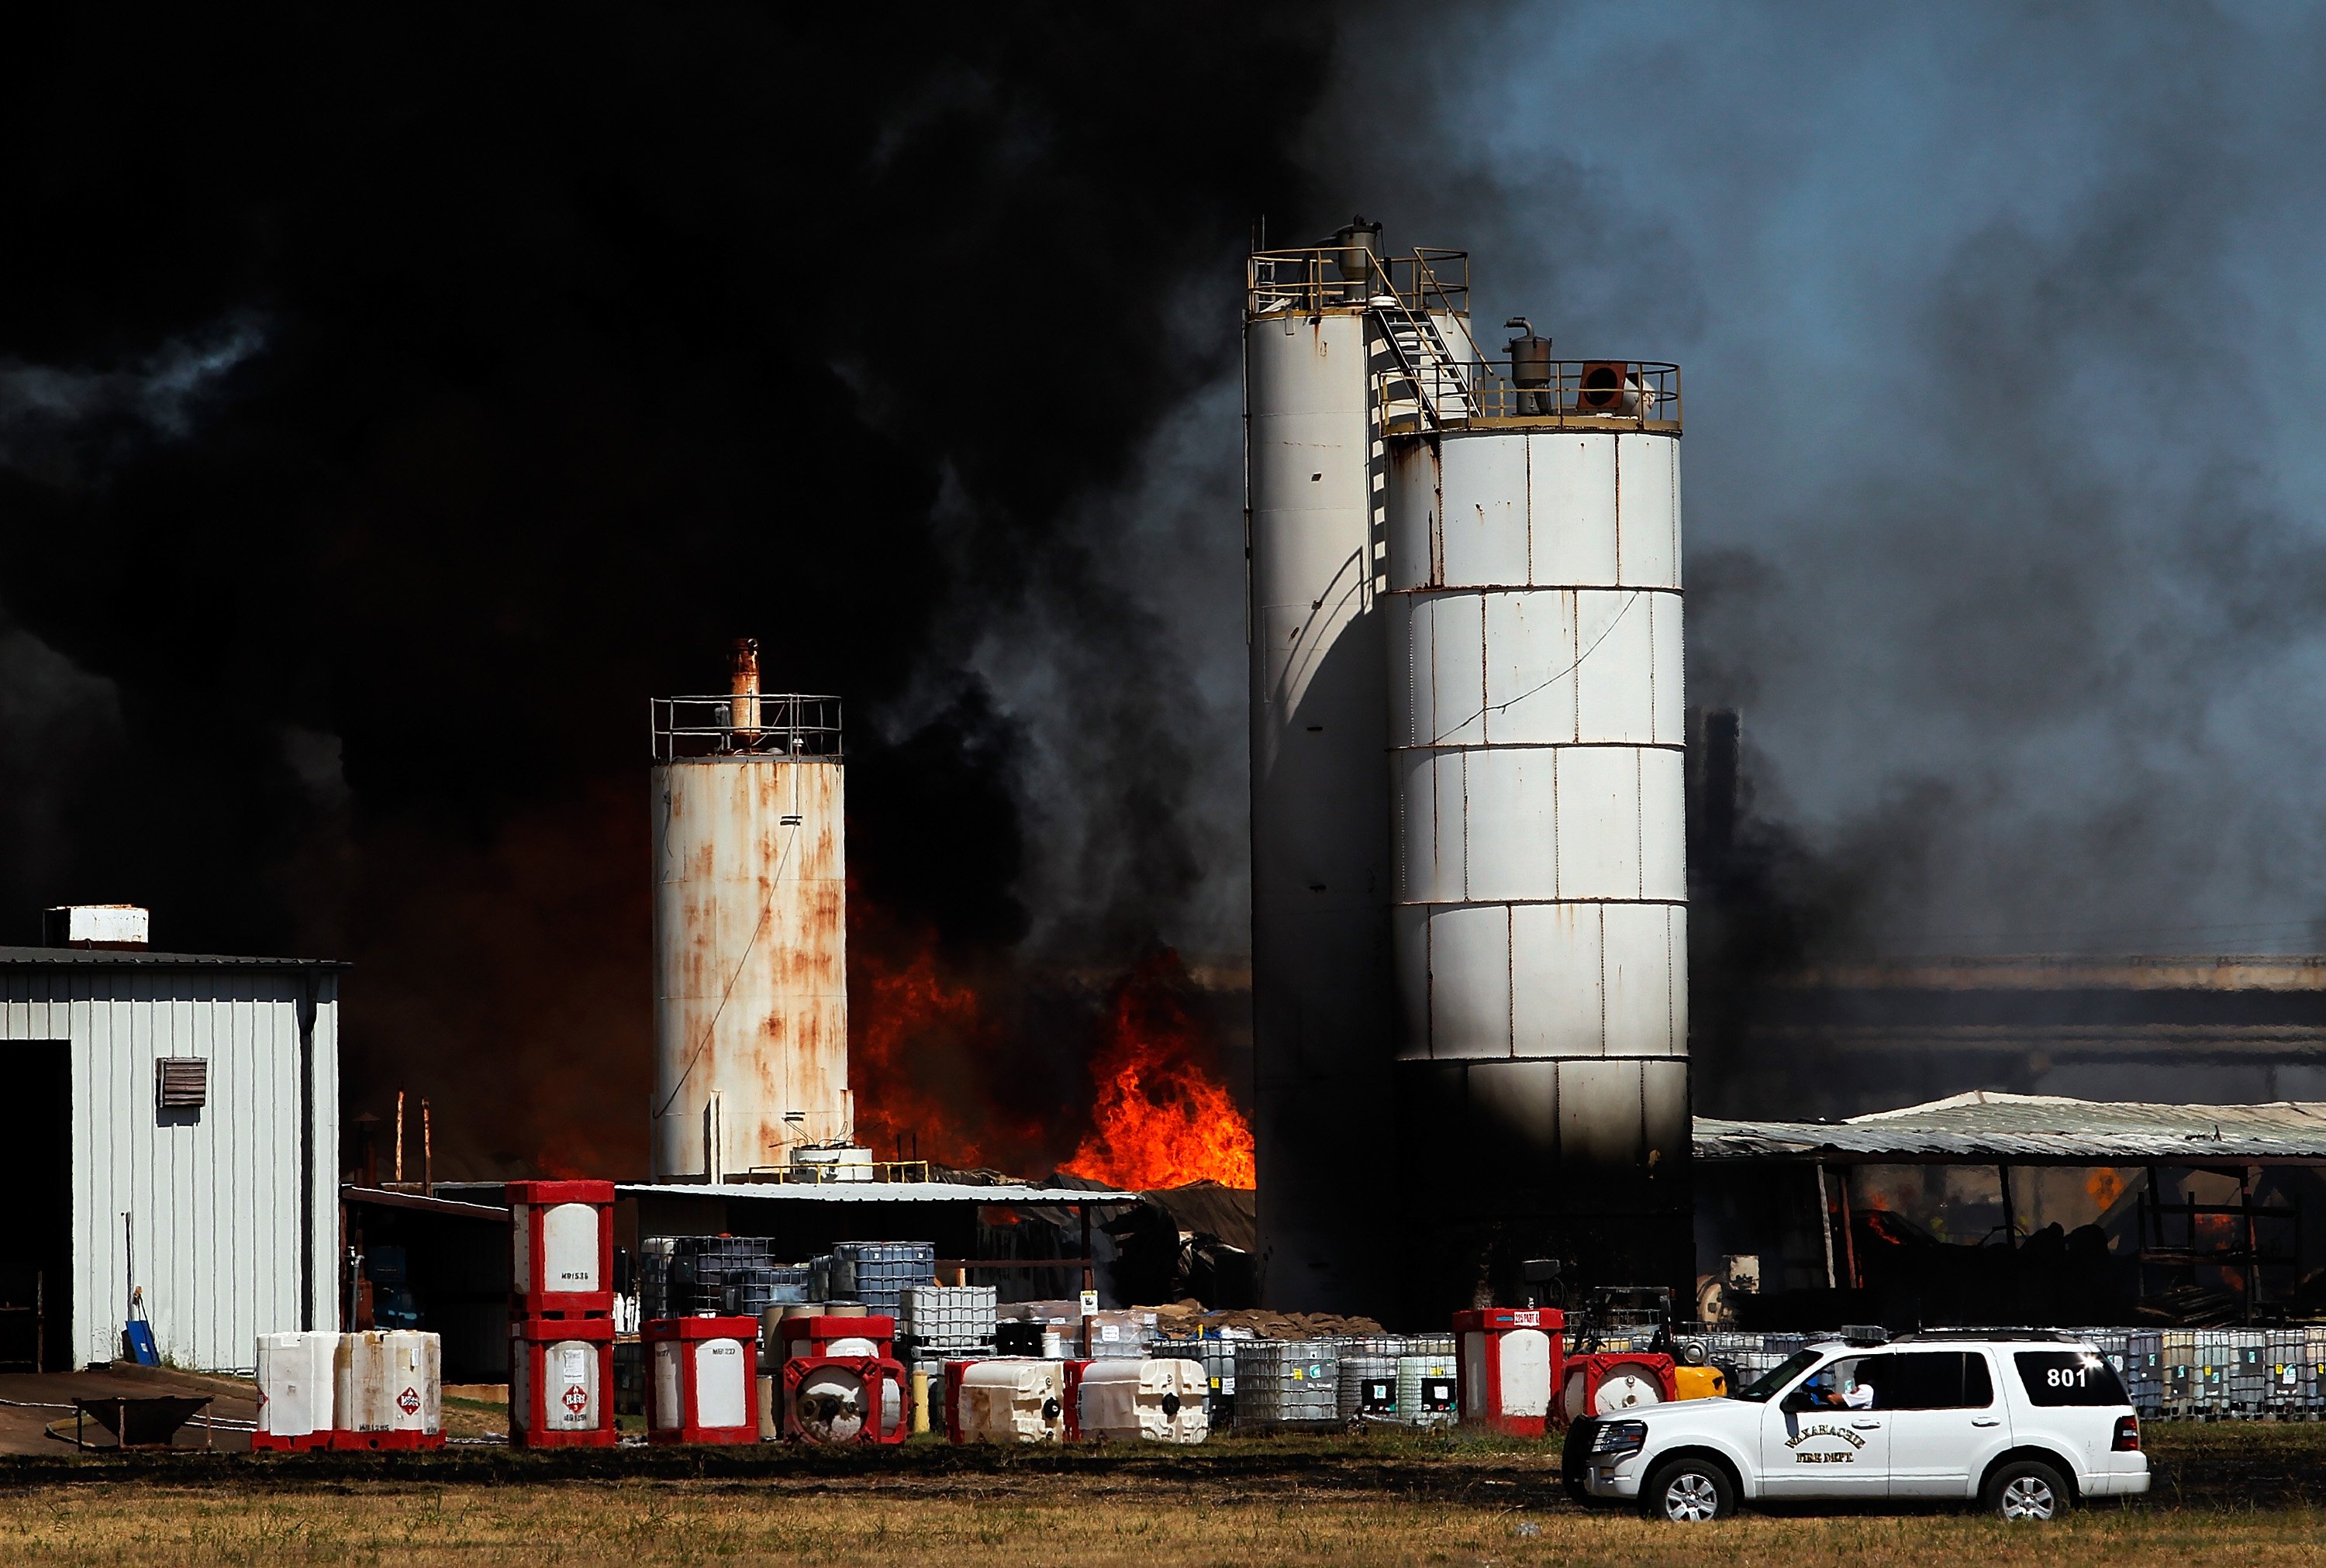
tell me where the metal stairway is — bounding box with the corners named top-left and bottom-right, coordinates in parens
top-left (1366, 269), bottom-right (1478, 427)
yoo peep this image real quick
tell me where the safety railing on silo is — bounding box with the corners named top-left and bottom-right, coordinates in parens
top-left (1248, 244), bottom-right (1679, 434)
top-left (651, 694), bottom-right (844, 761)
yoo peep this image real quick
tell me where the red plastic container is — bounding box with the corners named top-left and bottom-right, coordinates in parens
top-left (1060, 1358), bottom-right (1092, 1441)
top-left (249, 1430), bottom-right (330, 1453)
top-left (1455, 1307), bottom-right (1563, 1438)
top-left (330, 1427), bottom-right (445, 1452)
top-left (507, 1179), bottom-right (616, 1318)
top-left (774, 1314), bottom-right (896, 1364)
top-left (510, 1315), bottom-right (617, 1449)
top-left (781, 1355), bottom-right (908, 1444)
top-left (644, 1316), bottom-right (758, 1444)
top-left (1560, 1351), bottom-right (1678, 1422)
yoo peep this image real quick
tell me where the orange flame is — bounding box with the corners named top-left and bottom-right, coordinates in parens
top-left (849, 898), bottom-right (1052, 1173)
top-left (1061, 950), bottom-right (1255, 1191)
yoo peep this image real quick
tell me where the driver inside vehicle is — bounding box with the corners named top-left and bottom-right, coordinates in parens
top-left (1801, 1359), bottom-right (1879, 1410)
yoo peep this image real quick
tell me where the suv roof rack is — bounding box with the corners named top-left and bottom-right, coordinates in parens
top-left (1888, 1328), bottom-right (2077, 1343)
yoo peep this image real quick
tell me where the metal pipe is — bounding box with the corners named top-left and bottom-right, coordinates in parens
top-left (730, 637), bottom-right (761, 739)
top-left (395, 1091), bottom-right (405, 1185)
top-left (1816, 1164), bottom-right (1836, 1291)
top-left (423, 1100), bottom-right (433, 1195)
top-left (1839, 1168), bottom-right (1860, 1291)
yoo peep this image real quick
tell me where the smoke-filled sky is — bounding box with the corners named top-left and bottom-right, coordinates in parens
top-left (7, 4), bottom-right (2326, 1171)
top-left (1300, 2), bottom-right (2326, 956)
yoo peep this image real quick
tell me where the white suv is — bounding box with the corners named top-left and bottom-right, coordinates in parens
top-left (1565, 1332), bottom-right (2148, 1521)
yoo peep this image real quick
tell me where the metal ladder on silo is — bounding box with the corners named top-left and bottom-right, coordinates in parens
top-left (1366, 278), bottom-right (1477, 429)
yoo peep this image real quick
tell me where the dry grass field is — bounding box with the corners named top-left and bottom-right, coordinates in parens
top-left (0, 1422), bottom-right (2315, 1566)
top-left (0, 1478), bottom-right (2322, 1566)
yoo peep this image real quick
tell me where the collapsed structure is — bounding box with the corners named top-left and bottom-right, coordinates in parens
top-left (1244, 222), bottom-right (1690, 1318)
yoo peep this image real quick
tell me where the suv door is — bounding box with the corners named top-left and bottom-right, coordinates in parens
top-left (1882, 1350), bottom-right (2002, 1497)
top-left (1760, 1355), bottom-right (1889, 1498)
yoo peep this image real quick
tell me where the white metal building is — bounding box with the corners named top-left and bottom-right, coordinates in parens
top-left (0, 945), bottom-right (342, 1371)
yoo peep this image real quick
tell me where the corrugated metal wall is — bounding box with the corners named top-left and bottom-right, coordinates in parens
top-left (0, 963), bottom-right (339, 1370)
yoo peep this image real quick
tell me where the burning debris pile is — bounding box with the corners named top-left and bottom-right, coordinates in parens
top-left (851, 917), bottom-right (1254, 1191)
top-left (1062, 951), bottom-right (1255, 1192)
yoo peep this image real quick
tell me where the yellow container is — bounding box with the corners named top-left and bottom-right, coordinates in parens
top-left (1672, 1366), bottom-right (1727, 1401)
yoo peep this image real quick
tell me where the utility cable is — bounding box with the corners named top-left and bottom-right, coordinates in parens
top-left (652, 810), bottom-right (803, 1121)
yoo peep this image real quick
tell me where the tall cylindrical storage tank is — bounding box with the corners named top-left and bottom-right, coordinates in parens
top-left (1244, 241), bottom-right (1396, 1314)
top-left (1384, 415), bottom-right (1690, 1310)
top-left (651, 667), bottom-right (851, 1180)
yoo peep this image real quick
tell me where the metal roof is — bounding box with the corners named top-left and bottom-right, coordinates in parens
top-left (0, 945), bottom-right (349, 971)
top-left (616, 1180), bottom-right (1141, 1204)
top-left (340, 1184), bottom-right (511, 1222)
top-left (1694, 1091), bottom-right (2326, 1165)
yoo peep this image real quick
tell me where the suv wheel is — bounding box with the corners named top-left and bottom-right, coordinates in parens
top-left (1642, 1457), bottom-right (1734, 1522)
top-left (1984, 1459), bottom-right (2070, 1521)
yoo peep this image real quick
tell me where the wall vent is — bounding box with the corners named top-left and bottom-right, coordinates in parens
top-left (157, 1057), bottom-right (208, 1111)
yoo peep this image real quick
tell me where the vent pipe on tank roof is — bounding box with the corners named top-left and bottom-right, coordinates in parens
top-left (730, 637), bottom-right (761, 739)
top-left (1505, 318), bottom-right (1554, 388)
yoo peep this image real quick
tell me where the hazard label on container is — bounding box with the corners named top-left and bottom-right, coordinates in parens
top-left (562, 1384), bottom-right (589, 1416)
top-left (397, 1386), bottom-right (420, 1415)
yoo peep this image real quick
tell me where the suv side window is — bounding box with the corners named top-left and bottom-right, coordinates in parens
top-left (1874, 1351), bottom-right (1994, 1410)
top-left (2014, 1350), bottom-right (2128, 1406)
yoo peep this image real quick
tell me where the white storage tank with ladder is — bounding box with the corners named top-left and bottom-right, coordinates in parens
top-left (1383, 321), bottom-right (1691, 1287)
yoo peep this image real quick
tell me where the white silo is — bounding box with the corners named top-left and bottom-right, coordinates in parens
top-left (650, 640), bottom-right (854, 1180)
top-left (1384, 329), bottom-right (1691, 1297)
top-left (1245, 223), bottom-right (1693, 1312)
top-left (1243, 219), bottom-right (1403, 1312)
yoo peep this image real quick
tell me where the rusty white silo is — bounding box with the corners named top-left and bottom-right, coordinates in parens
top-left (1384, 326), bottom-right (1691, 1308)
top-left (650, 640), bottom-right (852, 1180)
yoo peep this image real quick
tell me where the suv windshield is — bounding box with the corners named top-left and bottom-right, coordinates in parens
top-left (1732, 1349), bottom-right (1824, 1403)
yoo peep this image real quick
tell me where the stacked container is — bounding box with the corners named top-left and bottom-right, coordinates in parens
top-left (783, 1355), bottom-right (907, 1444)
top-left (1233, 1340), bottom-right (1340, 1433)
top-left (771, 1314), bottom-right (906, 1446)
top-left (899, 1285), bottom-right (997, 1435)
top-left (721, 1265), bottom-right (814, 1318)
top-left (510, 1317), bottom-right (616, 1447)
top-left (1396, 1349), bottom-right (1459, 1428)
top-left (2124, 1330), bottom-right (2165, 1416)
top-left (332, 1330), bottom-right (444, 1450)
top-left (2265, 1328), bottom-right (2313, 1415)
top-left (1338, 1354), bottom-right (1403, 1423)
top-left (253, 1331), bottom-right (340, 1452)
top-left (1077, 1358), bottom-right (1208, 1443)
top-left (1160, 1333), bottom-right (1243, 1430)
top-left (1455, 1308), bottom-right (1559, 1437)
top-left (1081, 1310), bottom-right (1158, 1360)
top-left (2159, 1330), bottom-right (2199, 1417)
top-left (507, 1180), bottom-right (618, 1448)
top-left (652, 1235), bottom-right (786, 1318)
top-left (645, 1315), bottom-right (758, 1444)
top-left (823, 1241), bottom-right (938, 1319)
top-left (1562, 1352), bottom-right (1678, 1420)
top-left (2190, 1328), bottom-right (2270, 1415)
top-left (946, 1359), bottom-right (1068, 1444)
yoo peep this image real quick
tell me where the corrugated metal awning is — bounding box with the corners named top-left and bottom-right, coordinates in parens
top-left (1694, 1091), bottom-right (2326, 1164)
top-left (0, 945), bottom-right (350, 970)
top-left (616, 1180), bottom-right (1141, 1204)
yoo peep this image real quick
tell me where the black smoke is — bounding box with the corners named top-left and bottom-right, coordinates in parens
top-left (0, 4), bottom-right (1346, 1174)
